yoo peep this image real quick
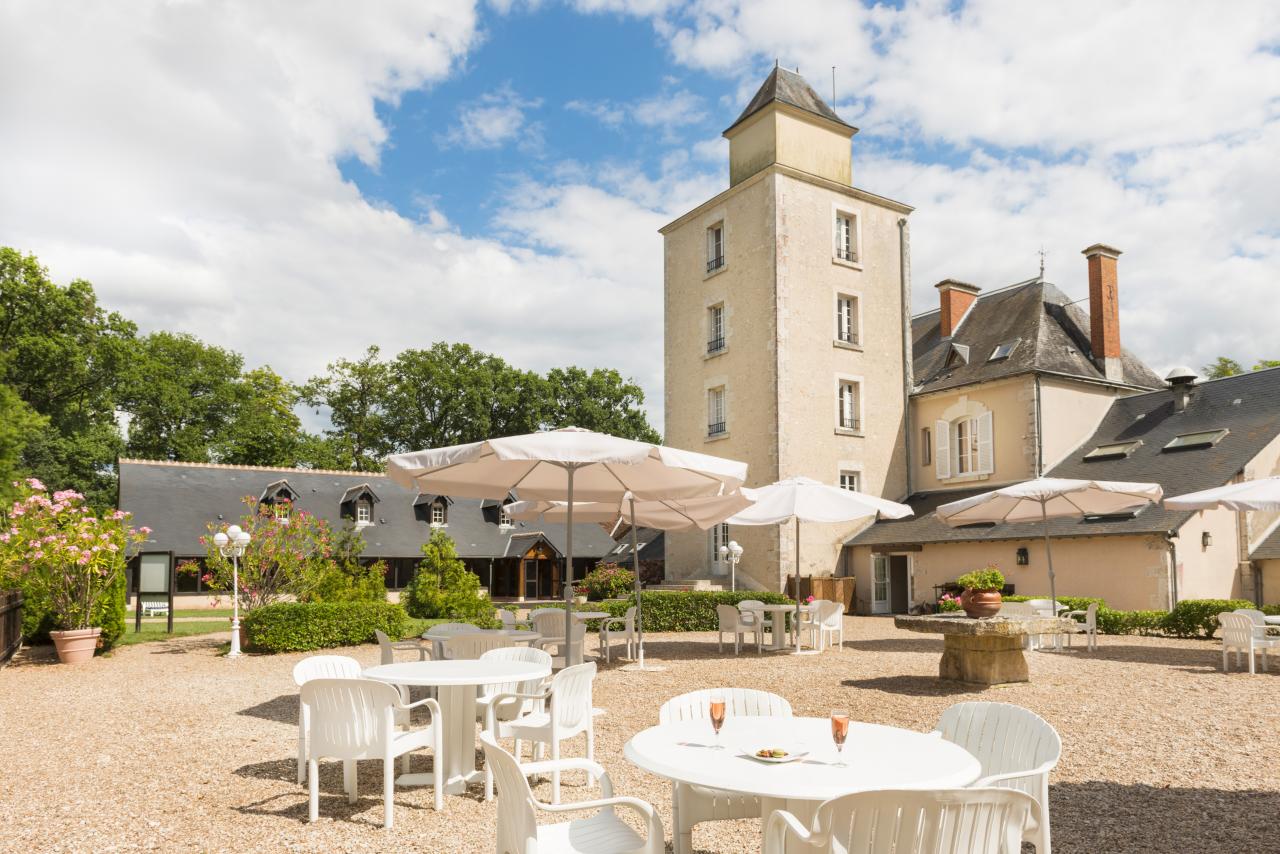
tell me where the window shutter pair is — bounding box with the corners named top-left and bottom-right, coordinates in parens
top-left (934, 419), bottom-right (950, 479)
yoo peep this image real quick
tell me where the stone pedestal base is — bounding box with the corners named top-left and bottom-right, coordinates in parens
top-left (939, 634), bottom-right (1028, 685)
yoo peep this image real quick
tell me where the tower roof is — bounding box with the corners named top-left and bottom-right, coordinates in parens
top-left (724, 66), bottom-right (855, 135)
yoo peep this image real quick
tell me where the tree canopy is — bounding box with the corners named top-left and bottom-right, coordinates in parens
top-left (1203, 356), bottom-right (1280, 379)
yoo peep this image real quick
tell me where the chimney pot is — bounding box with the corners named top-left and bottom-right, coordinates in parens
top-left (935, 279), bottom-right (981, 337)
top-left (1083, 243), bottom-right (1123, 382)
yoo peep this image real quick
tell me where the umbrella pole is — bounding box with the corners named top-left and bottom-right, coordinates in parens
top-left (1041, 501), bottom-right (1057, 609)
top-left (629, 495), bottom-right (644, 667)
top-left (565, 466), bottom-right (575, 666)
top-left (795, 517), bottom-right (802, 653)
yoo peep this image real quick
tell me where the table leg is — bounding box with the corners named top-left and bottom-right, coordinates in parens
top-left (760, 797), bottom-right (819, 853)
top-left (395, 683), bottom-right (480, 795)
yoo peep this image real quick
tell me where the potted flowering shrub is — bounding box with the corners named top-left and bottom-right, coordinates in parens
top-left (0, 479), bottom-right (148, 663)
top-left (955, 567), bottom-right (1005, 618)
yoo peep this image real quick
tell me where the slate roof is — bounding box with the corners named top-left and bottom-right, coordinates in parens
top-left (849, 368), bottom-right (1280, 547)
top-left (912, 280), bottom-right (1163, 395)
top-left (1251, 524), bottom-right (1280, 561)
top-left (725, 66), bottom-right (854, 135)
top-left (117, 460), bottom-right (619, 561)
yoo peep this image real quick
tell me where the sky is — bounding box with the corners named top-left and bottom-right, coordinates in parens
top-left (2, 0), bottom-right (1278, 433)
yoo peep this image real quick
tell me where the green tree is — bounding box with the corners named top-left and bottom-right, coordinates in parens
top-left (299, 346), bottom-right (392, 470)
top-left (216, 366), bottom-right (307, 466)
top-left (0, 248), bottom-right (136, 507)
top-left (1202, 357), bottom-right (1243, 379)
top-left (1253, 359), bottom-right (1280, 371)
top-left (0, 384), bottom-right (47, 502)
top-left (121, 331), bottom-right (244, 461)
top-left (403, 529), bottom-right (493, 622)
top-left (544, 366), bottom-right (661, 443)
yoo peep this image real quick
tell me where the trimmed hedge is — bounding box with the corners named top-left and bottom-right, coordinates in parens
top-left (1004, 594), bottom-right (1105, 613)
top-left (1094, 607), bottom-right (1167, 636)
top-left (954, 595), bottom-right (1263, 639)
top-left (243, 601), bottom-right (409, 653)
top-left (536, 590), bottom-right (793, 633)
top-left (1162, 598), bottom-right (1257, 638)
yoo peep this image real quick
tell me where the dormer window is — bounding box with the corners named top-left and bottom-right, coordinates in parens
top-left (988, 340), bottom-right (1019, 362)
top-left (272, 499), bottom-right (292, 522)
top-left (498, 505), bottom-right (512, 529)
top-left (431, 500), bottom-right (447, 527)
top-left (1163, 429), bottom-right (1229, 452)
top-left (356, 499), bottom-right (372, 525)
top-left (1084, 440), bottom-right (1142, 461)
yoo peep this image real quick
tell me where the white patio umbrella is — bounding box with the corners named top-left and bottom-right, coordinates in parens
top-left (1164, 476), bottom-right (1280, 511)
top-left (724, 476), bottom-right (914, 653)
top-left (386, 427), bottom-right (748, 654)
top-left (936, 478), bottom-right (1164, 608)
top-left (508, 491), bottom-right (755, 668)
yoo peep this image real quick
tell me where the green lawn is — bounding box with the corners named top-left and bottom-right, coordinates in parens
top-left (117, 621), bottom-right (229, 645)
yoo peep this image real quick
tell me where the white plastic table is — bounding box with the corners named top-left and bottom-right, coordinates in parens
top-left (421, 626), bottom-right (542, 659)
top-left (625, 716), bottom-right (981, 852)
top-left (740, 603), bottom-right (813, 650)
top-left (363, 659), bottom-right (550, 796)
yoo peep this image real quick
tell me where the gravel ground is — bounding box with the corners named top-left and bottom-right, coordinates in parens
top-left (1, 618), bottom-right (1276, 854)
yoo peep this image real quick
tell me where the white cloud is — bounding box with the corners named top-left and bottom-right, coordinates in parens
top-left (439, 83), bottom-right (543, 150)
top-left (565, 99), bottom-right (627, 128)
top-left (565, 88), bottom-right (705, 136)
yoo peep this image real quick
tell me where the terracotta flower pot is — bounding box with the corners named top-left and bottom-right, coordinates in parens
top-left (50, 627), bottom-right (102, 664)
top-left (960, 588), bottom-right (1002, 619)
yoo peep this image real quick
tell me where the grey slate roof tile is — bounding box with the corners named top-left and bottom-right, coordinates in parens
top-left (726, 66), bottom-right (854, 134)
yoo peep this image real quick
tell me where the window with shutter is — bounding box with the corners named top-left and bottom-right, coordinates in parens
top-left (934, 419), bottom-right (950, 479)
top-left (838, 381), bottom-right (860, 430)
top-left (835, 212), bottom-right (856, 261)
top-left (707, 387), bottom-right (726, 436)
top-left (706, 224), bottom-right (724, 273)
top-left (976, 411), bottom-right (994, 474)
top-left (836, 295), bottom-right (857, 344)
top-left (707, 304), bottom-right (725, 353)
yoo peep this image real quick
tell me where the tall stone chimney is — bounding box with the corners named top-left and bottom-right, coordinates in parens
top-left (935, 280), bottom-right (980, 337)
top-left (1083, 243), bottom-right (1123, 382)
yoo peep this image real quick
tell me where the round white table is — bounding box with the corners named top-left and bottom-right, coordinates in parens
top-left (740, 603), bottom-right (814, 650)
top-left (625, 716), bottom-right (981, 852)
top-left (421, 626), bottom-right (542, 659)
top-left (363, 659), bottom-right (551, 795)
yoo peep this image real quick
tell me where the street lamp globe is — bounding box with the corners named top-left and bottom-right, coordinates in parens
top-left (728, 540), bottom-right (743, 558)
top-left (234, 530), bottom-right (251, 547)
top-left (226, 524), bottom-right (242, 540)
top-left (718, 544), bottom-right (728, 559)
top-left (213, 531), bottom-right (229, 548)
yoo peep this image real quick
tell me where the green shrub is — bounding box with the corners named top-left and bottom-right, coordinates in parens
top-left (1263, 604), bottom-right (1280, 617)
top-left (304, 559), bottom-right (388, 603)
top-left (955, 568), bottom-right (1004, 591)
top-left (1004, 595), bottom-right (1106, 612)
top-left (20, 566), bottom-right (126, 650)
top-left (403, 530), bottom-right (494, 623)
top-left (1094, 607), bottom-right (1166, 636)
top-left (581, 563), bottom-right (636, 601)
top-left (243, 601), bottom-right (409, 653)
top-left (1162, 598), bottom-right (1257, 638)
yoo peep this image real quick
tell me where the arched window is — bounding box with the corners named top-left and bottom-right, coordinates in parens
top-left (934, 410), bottom-right (993, 479)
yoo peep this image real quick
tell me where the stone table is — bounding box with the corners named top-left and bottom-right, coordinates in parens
top-left (894, 613), bottom-right (1076, 686)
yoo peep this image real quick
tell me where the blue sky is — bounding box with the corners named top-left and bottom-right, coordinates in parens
top-left (3, 1), bottom-right (1279, 432)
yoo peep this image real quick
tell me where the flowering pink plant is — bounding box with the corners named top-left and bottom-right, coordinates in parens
top-left (0, 479), bottom-right (148, 630)
top-left (805, 595), bottom-right (815, 604)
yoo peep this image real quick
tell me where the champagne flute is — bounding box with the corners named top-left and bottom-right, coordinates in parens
top-left (709, 695), bottom-right (726, 749)
top-left (830, 709), bottom-right (850, 767)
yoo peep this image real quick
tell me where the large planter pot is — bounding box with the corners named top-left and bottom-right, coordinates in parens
top-left (960, 588), bottom-right (1002, 619)
top-left (50, 627), bottom-right (102, 664)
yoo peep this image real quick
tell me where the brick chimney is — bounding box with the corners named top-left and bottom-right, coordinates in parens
top-left (1083, 243), bottom-right (1123, 382)
top-left (935, 280), bottom-right (981, 337)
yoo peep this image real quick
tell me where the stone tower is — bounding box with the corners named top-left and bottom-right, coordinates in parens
top-left (661, 67), bottom-right (914, 591)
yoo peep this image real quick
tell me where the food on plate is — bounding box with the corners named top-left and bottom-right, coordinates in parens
top-left (755, 748), bottom-right (788, 758)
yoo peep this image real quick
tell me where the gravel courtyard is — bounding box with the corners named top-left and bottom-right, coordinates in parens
top-left (1, 618), bottom-right (1276, 854)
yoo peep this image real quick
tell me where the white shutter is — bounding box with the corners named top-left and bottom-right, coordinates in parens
top-left (935, 419), bottom-right (950, 479)
top-left (976, 410), bottom-right (994, 474)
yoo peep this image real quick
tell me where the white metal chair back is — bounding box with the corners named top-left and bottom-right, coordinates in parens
top-left (1219, 612), bottom-right (1257, 647)
top-left (482, 732), bottom-right (541, 853)
top-left (620, 605), bottom-right (637, 633)
top-left (481, 646), bottom-right (552, 719)
top-left (933, 700), bottom-right (1060, 842)
top-left (659, 688), bottom-right (792, 723)
top-left (292, 655), bottom-right (361, 686)
top-left (818, 600), bottom-right (843, 628)
top-left (446, 632), bottom-right (511, 660)
top-left (1235, 608), bottom-right (1267, 627)
top-left (300, 678), bottom-right (401, 760)
top-left (716, 603), bottom-right (743, 630)
top-left (764, 787), bottom-right (1035, 854)
top-left (530, 609), bottom-right (569, 640)
top-left (549, 662), bottom-right (596, 731)
top-left (373, 629), bottom-right (398, 665)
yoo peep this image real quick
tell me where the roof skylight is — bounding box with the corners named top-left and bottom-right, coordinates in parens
top-left (1084, 440), bottom-right (1142, 461)
top-left (1162, 429), bottom-right (1229, 452)
top-left (988, 340), bottom-right (1020, 362)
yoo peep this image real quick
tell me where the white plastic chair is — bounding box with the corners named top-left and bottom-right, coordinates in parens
top-left (300, 678), bottom-right (443, 827)
top-left (1062, 602), bottom-right (1099, 651)
top-left (1024, 599), bottom-right (1069, 650)
top-left (530, 609), bottom-right (584, 667)
top-left (487, 661), bottom-right (597, 804)
top-left (659, 688), bottom-right (792, 854)
top-left (737, 598), bottom-right (765, 631)
top-left (444, 632), bottom-right (511, 660)
top-left (374, 628), bottom-right (430, 666)
top-left (480, 732), bottom-right (663, 854)
top-left (292, 655), bottom-right (363, 785)
top-left (933, 701), bottom-right (1061, 854)
top-left (600, 606), bottom-right (637, 663)
top-left (800, 600), bottom-right (844, 651)
top-left (716, 603), bottom-right (761, 654)
top-left (479, 646), bottom-right (554, 800)
top-left (1219, 612), bottom-right (1277, 674)
top-left (762, 787), bottom-right (1035, 854)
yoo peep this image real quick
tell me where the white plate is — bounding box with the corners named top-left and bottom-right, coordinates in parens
top-left (740, 742), bottom-right (809, 764)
